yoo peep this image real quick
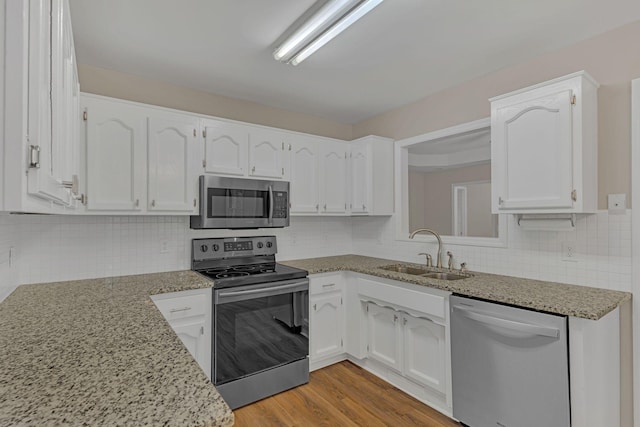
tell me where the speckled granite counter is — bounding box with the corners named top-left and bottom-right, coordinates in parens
top-left (0, 271), bottom-right (233, 427)
top-left (281, 255), bottom-right (631, 320)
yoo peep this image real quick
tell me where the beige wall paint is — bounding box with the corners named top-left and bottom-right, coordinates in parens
top-left (408, 163), bottom-right (492, 235)
top-left (77, 64), bottom-right (353, 141)
top-left (354, 20), bottom-right (640, 208)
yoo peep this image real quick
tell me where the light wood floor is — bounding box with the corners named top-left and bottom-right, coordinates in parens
top-left (233, 361), bottom-right (461, 427)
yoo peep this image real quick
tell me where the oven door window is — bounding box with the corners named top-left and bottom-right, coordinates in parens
top-left (207, 188), bottom-right (269, 219)
top-left (214, 289), bottom-right (308, 385)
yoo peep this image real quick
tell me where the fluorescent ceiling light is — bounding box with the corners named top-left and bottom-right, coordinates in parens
top-left (274, 0), bottom-right (384, 66)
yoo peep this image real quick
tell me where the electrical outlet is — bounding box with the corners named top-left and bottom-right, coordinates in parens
top-left (160, 240), bottom-right (169, 254)
top-left (561, 241), bottom-right (577, 262)
top-left (608, 193), bottom-right (626, 215)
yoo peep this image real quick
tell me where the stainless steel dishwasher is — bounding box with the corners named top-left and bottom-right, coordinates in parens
top-left (450, 295), bottom-right (570, 427)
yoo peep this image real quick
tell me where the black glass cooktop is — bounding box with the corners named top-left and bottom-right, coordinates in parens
top-left (196, 262), bottom-right (307, 288)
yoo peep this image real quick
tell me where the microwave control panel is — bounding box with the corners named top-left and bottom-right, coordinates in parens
top-left (273, 192), bottom-right (288, 218)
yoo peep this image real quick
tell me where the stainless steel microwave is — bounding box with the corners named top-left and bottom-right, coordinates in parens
top-left (190, 176), bottom-right (289, 229)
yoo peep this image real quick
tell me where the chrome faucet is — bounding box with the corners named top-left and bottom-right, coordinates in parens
top-left (409, 228), bottom-right (443, 268)
top-left (447, 251), bottom-right (454, 271)
top-left (418, 252), bottom-right (433, 267)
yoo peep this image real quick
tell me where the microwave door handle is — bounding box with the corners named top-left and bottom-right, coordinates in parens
top-left (268, 185), bottom-right (274, 224)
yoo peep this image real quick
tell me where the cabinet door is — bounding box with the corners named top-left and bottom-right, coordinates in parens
top-left (249, 128), bottom-right (286, 179)
top-left (403, 314), bottom-right (447, 395)
top-left (203, 120), bottom-right (248, 176)
top-left (319, 142), bottom-right (348, 214)
top-left (290, 137), bottom-right (320, 214)
top-left (493, 89), bottom-right (574, 210)
top-left (350, 142), bottom-right (372, 214)
top-left (172, 318), bottom-right (210, 379)
top-left (148, 114), bottom-right (200, 213)
top-left (85, 98), bottom-right (147, 211)
top-left (366, 302), bottom-right (402, 372)
top-left (310, 293), bottom-right (344, 361)
top-left (26, 0), bottom-right (75, 207)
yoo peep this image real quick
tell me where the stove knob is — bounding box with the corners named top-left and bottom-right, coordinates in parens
top-left (257, 242), bottom-right (264, 249)
top-left (200, 245), bottom-right (208, 252)
top-left (212, 244), bottom-right (220, 252)
top-left (266, 241), bottom-right (273, 248)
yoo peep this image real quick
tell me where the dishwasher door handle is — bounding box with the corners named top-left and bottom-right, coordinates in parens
top-left (453, 305), bottom-right (560, 338)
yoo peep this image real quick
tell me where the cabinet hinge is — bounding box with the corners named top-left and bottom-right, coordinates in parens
top-left (571, 189), bottom-right (577, 202)
top-left (202, 159), bottom-right (206, 168)
top-left (29, 145), bottom-right (41, 168)
top-left (82, 111), bottom-right (87, 121)
top-left (571, 94), bottom-right (576, 105)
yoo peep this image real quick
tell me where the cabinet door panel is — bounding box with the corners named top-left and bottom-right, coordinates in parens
top-left (204, 121), bottom-right (248, 176)
top-left (367, 302), bottom-right (402, 371)
top-left (320, 143), bottom-right (348, 214)
top-left (172, 318), bottom-right (209, 377)
top-left (403, 315), bottom-right (446, 395)
top-left (494, 89), bottom-right (573, 209)
top-left (290, 138), bottom-right (319, 213)
top-left (85, 100), bottom-right (146, 211)
top-left (148, 115), bottom-right (199, 212)
top-left (310, 293), bottom-right (344, 361)
top-left (249, 129), bottom-right (285, 179)
top-left (351, 143), bottom-right (371, 214)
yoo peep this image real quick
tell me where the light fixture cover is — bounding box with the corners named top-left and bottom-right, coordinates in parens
top-left (274, 0), bottom-right (384, 66)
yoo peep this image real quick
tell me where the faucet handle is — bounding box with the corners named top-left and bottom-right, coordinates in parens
top-left (418, 252), bottom-right (433, 267)
top-left (447, 251), bottom-right (454, 271)
top-left (460, 262), bottom-right (468, 273)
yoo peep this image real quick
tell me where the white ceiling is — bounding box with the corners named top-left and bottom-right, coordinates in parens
top-left (69, 0), bottom-right (640, 124)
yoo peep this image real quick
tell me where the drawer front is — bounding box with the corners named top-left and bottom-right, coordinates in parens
top-left (357, 277), bottom-right (446, 320)
top-left (310, 274), bottom-right (343, 296)
top-left (153, 291), bottom-right (209, 320)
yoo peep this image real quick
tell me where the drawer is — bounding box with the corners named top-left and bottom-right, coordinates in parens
top-left (309, 273), bottom-right (343, 296)
top-left (152, 290), bottom-right (210, 320)
top-left (357, 276), bottom-right (447, 320)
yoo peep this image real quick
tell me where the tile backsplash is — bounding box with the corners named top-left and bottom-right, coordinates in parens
top-left (0, 210), bottom-right (632, 297)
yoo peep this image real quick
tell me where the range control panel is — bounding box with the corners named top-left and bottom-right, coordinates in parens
top-left (192, 236), bottom-right (277, 261)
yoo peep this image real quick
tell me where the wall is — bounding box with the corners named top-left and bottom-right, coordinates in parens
top-left (353, 20), bottom-right (640, 209)
top-left (408, 163), bottom-right (492, 235)
top-left (77, 64), bottom-right (353, 141)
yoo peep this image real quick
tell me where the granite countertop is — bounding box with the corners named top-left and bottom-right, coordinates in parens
top-left (281, 255), bottom-right (632, 320)
top-left (0, 271), bottom-right (233, 427)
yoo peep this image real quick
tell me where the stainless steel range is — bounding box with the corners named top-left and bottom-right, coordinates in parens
top-left (192, 236), bottom-right (309, 409)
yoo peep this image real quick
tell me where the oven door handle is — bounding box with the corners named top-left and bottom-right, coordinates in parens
top-left (268, 185), bottom-right (274, 224)
top-left (216, 280), bottom-right (308, 303)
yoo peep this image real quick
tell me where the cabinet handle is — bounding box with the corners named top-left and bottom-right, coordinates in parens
top-left (200, 326), bottom-right (204, 335)
top-left (193, 198), bottom-right (197, 207)
top-left (252, 166), bottom-right (255, 173)
top-left (315, 204), bottom-right (319, 210)
top-left (403, 318), bottom-right (407, 325)
top-left (324, 204), bottom-right (327, 211)
top-left (288, 144), bottom-right (292, 151)
top-left (193, 129), bottom-right (196, 137)
top-left (322, 283), bottom-right (335, 288)
top-left (282, 167), bottom-right (285, 176)
top-left (169, 306), bottom-right (191, 313)
top-left (498, 197), bottom-right (504, 205)
top-left (135, 199), bottom-right (139, 208)
top-left (363, 204), bottom-right (366, 210)
top-left (393, 314), bottom-right (398, 322)
top-left (151, 200), bottom-right (156, 208)
top-left (313, 304), bottom-right (317, 311)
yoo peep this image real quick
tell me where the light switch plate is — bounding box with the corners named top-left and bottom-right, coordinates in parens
top-left (607, 194), bottom-right (626, 215)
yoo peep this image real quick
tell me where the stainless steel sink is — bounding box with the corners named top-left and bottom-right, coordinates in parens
top-left (380, 264), bottom-right (471, 280)
top-left (421, 272), bottom-right (468, 281)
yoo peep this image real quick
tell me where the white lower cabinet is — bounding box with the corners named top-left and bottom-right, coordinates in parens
top-left (151, 288), bottom-right (211, 380)
top-left (366, 301), bottom-right (447, 396)
top-left (309, 274), bottom-right (345, 370)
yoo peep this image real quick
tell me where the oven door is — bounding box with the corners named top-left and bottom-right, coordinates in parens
top-left (213, 278), bottom-right (309, 385)
top-left (191, 176), bottom-right (289, 229)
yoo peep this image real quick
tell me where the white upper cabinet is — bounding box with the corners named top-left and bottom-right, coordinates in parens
top-left (84, 97), bottom-right (147, 211)
top-left (319, 141), bottom-right (349, 214)
top-left (491, 71), bottom-right (598, 213)
top-left (203, 120), bottom-right (248, 176)
top-left (249, 128), bottom-right (288, 180)
top-left (25, 0), bottom-right (81, 209)
top-left (350, 136), bottom-right (394, 216)
top-left (289, 136), bottom-right (320, 214)
top-left (147, 113), bottom-right (201, 213)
